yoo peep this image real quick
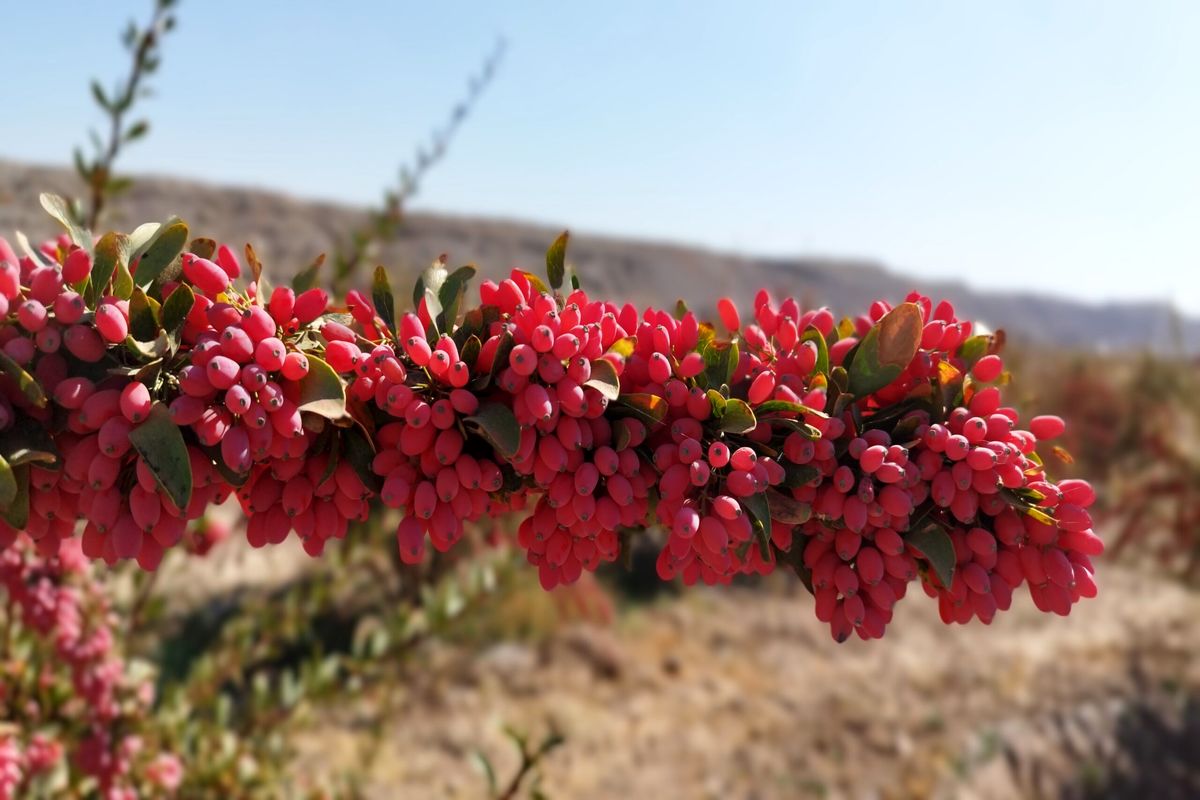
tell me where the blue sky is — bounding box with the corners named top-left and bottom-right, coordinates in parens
top-left (3, 1), bottom-right (1198, 313)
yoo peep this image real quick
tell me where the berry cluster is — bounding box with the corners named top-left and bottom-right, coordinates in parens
top-left (0, 536), bottom-right (181, 798)
top-left (0, 213), bottom-right (1101, 648)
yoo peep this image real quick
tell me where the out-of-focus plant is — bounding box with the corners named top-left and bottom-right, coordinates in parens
top-left (474, 725), bottom-right (565, 800)
top-left (316, 37), bottom-right (507, 295)
top-left (1103, 356), bottom-right (1200, 577)
top-left (74, 0), bottom-right (178, 230)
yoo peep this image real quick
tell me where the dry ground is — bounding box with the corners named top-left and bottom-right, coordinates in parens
top-left (286, 565), bottom-right (1200, 800)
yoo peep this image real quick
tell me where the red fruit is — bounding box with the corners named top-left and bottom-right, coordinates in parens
top-left (717, 298), bottom-right (740, 331)
top-left (63, 247), bottom-right (91, 283)
top-left (1029, 415), bottom-right (1066, 441)
top-left (293, 288), bottom-right (329, 323)
top-left (120, 382), bottom-right (152, 423)
top-left (281, 351), bottom-right (309, 380)
top-left (206, 355), bottom-right (241, 390)
top-left (94, 303), bottom-right (129, 343)
top-left (325, 340), bottom-right (361, 373)
top-left (181, 253), bottom-right (230, 295)
top-left (971, 354), bottom-right (1003, 383)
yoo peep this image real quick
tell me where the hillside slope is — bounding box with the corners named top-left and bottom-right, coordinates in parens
top-left (2, 160), bottom-right (1195, 352)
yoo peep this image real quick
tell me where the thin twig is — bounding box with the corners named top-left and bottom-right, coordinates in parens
top-left (77, 0), bottom-right (177, 229)
top-left (331, 37), bottom-right (507, 292)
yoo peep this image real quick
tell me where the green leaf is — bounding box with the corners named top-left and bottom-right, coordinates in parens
top-left (0, 351), bottom-right (47, 408)
top-left (719, 398), bottom-right (756, 433)
top-left (127, 221), bottom-right (162, 259)
top-left (88, 232), bottom-right (132, 306)
top-left (465, 403), bottom-right (521, 459)
top-left (296, 356), bottom-right (347, 419)
top-left (128, 402), bottom-right (193, 512)
top-left (188, 237), bottom-right (217, 260)
top-left (607, 336), bottom-right (636, 359)
top-left (847, 303), bottom-right (922, 397)
top-left (14, 231), bottom-right (52, 266)
top-left (437, 265), bottom-right (476, 331)
top-left (0, 456), bottom-right (15, 509)
top-left (765, 489), bottom-right (811, 524)
top-left (39, 192), bottom-right (91, 250)
top-left (135, 221), bottom-right (189, 287)
top-left (546, 231), bottom-right (568, 290)
top-left (371, 265), bottom-right (397, 340)
top-left (0, 416), bottom-right (60, 468)
top-left (782, 463), bottom-right (820, 489)
top-left (161, 283), bottom-right (194, 343)
top-left (907, 519), bottom-right (956, 588)
top-left (517, 270), bottom-right (549, 296)
top-left (0, 463), bottom-right (29, 528)
top-left (125, 332), bottom-right (169, 361)
top-left (674, 299), bottom-right (690, 320)
top-left (702, 340), bottom-right (739, 389)
top-left (800, 327), bottom-right (830, 375)
top-left (753, 399), bottom-right (829, 418)
top-left (740, 492), bottom-right (773, 560)
top-left (706, 388), bottom-right (727, 417)
top-left (584, 358), bottom-right (620, 401)
top-left (958, 334), bottom-right (991, 371)
top-left (128, 288), bottom-right (162, 341)
top-left (292, 253), bottom-right (324, 293)
top-left (614, 393), bottom-right (668, 427)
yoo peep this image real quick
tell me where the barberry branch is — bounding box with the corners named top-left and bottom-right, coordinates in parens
top-left (74, 0), bottom-right (178, 230)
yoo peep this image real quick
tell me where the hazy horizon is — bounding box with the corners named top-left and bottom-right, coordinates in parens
top-left (3, 1), bottom-right (1198, 313)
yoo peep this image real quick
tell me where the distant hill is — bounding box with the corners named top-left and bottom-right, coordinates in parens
top-left (2, 159), bottom-right (1195, 353)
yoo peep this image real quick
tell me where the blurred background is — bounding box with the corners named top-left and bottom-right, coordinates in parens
top-left (2, 2), bottom-right (1199, 798)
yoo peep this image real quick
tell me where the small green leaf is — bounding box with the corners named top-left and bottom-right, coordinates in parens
top-left (706, 388), bottom-right (727, 417)
top-left (765, 489), bottom-right (811, 524)
top-left (465, 403), bottom-right (521, 459)
top-left (14, 231), bottom-right (52, 266)
top-left (371, 265), bottom-right (397, 340)
top-left (584, 358), bottom-right (620, 401)
top-left (674, 299), bottom-right (690, 320)
top-left (128, 402), bottom-right (193, 512)
top-left (0, 456), bottom-right (16, 509)
top-left (782, 463), bottom-right (820, 489)
top-left (296, 356), bottom-right (347, 419)
top-left (847, 303), bottom-right (922, 397)
top-left (0, 462), bottom-right (29, 528)
top-left (125, 332), bottom-right (169, 361)
top-left (907, 519), bottom-right (956, 588)
top-left (0, 351), bottom-right (47, 408)
top-left (88, 232), bottom-right (132, 306)
top-left (128, 288), bottom-right (161, 341)
top-left (0, 416), bottom-right (60, 468)
top-left (753, 399), bottom-right (829, 418)
top-left (719, 398), bottom-right (756, 433)
top-left (740, 492), bottom-right (773, 560)
top-left (702, 340), bottom-right (739, 389)
top-left (460, 335), bottom-right (482, 368)
top-left (607, 336), bottom-right (636, 359)
top-left (188, 237), bottom-right (217, 260)
top-left (546, 231), bottom-right (568, 290)
top-left (135, 221), bottom-right (189, 287)
top-left (958, 334), bottom-right (991, 371)
top-left (800, 327), bottom-right (830, 375)
top-left (437, 265), bottom-right (476, 330)
top-left (517, 270), bottom-right (549, 296)
top-left (292, 253), bottom-right (324, 293)
top-left (127, 221), bottom-right (162, 259)
top-left (614, 393), bottom-right (668, 427)
top-left (161, 283), bottom-right (194, 342)
top-left (39, 192), bottom-right (91, 250)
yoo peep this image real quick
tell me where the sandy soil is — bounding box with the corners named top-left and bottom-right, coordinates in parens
top-left (289, 565), bottom-right (1200, 800)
